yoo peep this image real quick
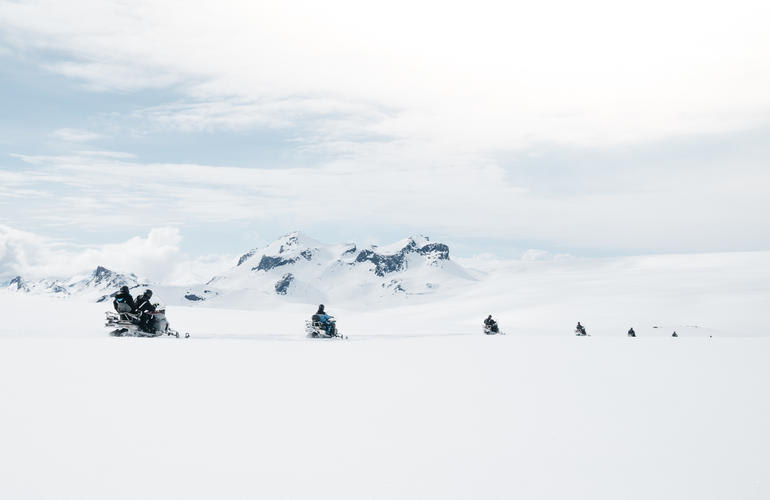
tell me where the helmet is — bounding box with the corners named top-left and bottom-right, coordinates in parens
top-left (120, 286), bottom-right (129, 293)
top-left (318, 304), bottom-right (325, 312)
top-left (145, 289), bottom-right (153, 298)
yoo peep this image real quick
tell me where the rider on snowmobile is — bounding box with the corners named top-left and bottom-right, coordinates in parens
top-left (113, 285), bottom-right (136, 315)
top-left (135, 289), bottom-right (157, 333)
top-left (628, 327), bottom-right (636, 337)
top-left (313, 304), bottom-right (337, 336)
top-left (484, 315), bottom-right (499, 333)
top-left (576, 322), bottom-right (587, 335)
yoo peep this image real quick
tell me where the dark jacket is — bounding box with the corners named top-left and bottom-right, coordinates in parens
top-left (135, 294), bottom-right (156, 314)
top-left (113, 291), bottom-right (136, 312)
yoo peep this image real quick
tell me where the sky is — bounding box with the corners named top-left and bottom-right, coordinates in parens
top-left (1, 0), bottom-right (770, 282)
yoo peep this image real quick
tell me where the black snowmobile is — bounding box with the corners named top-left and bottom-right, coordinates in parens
top-left (575, 323), bottom-right (589, 336)
top-left (105, 300), bottom-right (189, 338)
top-left (483, 316), bottom-right (504, 335)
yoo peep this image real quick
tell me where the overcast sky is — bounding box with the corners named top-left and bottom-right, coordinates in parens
top-left (1, 0), bottom-right (769, 281)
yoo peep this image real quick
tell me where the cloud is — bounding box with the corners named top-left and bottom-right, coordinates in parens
top-left (0, 225), bottom-right (52, 278)
top-left (520, 249), bottom-right (573, 262)
top-left (1, 0), bottom-right (770, 256)
top-left (3, 141), bottom-right (769, 254)
top-left (50, 128), bottom-right (103, 143)
top-left (0, 224), bottom-right (214, 283)
top-left (1, 0), bottom-right (769, 151)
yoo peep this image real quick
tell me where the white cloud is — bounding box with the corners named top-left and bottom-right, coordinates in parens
top-left (1, 0), bottom-right (770, 255)
top-left (520, 249), bottom-right (573, 262)
top-left (0, 225), bottom-right (51, 278)
top-left (3, 149), bottom-right (770, 254)
top-left (50, 128), bottom-right (103, 143)
top-left (1, 0), bottom-right (769, 150)
top-left (0, 225), bottom-right (215, 284)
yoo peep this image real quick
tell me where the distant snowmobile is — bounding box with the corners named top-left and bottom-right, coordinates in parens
top-left (483, 324), bottom-right (504, 335)
top-left (483, 315), bottom-right (504, 335)
top-left (305, 314), bottom-right (346, 339)
top-left (105, 302), bottom-right (189, 338)
top-left (575, 322), bottom-right (589, 336)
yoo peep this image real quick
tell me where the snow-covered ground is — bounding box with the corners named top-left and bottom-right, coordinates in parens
top-left (1, 251), bottom-right (769, 499)
top-left (1, 333), bottom-right (768, 499)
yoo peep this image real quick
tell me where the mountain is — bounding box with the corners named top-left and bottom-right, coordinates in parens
top-left (3, 266), bottom-right (144, 302)
top-left (194, 232), bottom-right (476, 305)
top-left (3, 233), bottom-right (476, 306)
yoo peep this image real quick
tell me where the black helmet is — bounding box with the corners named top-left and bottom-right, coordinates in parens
top-left (120, 285), bottom-right (129, 293)
top-left (145, 289), bottom-right (153, 298)
top-left (318, 304), bottom-right (325, 312)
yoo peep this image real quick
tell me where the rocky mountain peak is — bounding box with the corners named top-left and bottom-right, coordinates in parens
top-left (7, 276), bottom-right (29, 292)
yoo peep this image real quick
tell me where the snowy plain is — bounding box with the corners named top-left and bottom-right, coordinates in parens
top-left (1, 251), bottom-right (769, 499)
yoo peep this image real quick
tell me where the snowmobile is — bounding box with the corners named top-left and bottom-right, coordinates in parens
top-left (105, 303), bottom-right (189, 338)
top-left (575, 327), bottom-right (589, 336)
top-left (483, 323), bottom-right (504, 335)
top-left (305, 314), bottom-right (347, 339)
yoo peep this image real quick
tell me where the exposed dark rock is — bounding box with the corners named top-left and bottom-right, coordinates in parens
top-left (417, 243), bottom-right (450, 260)
top-left (185, 294), bottom-right (205, 301)
top-left (253, 255), bottom-right (298, 272)
top-left (275, 273), bottom-right (294, 295)
top-left (342, 244), bottom-right (357, 255)
top-left (356, 249), bottom-right (408, 277)
top-left (237, 250), bottom-right (257, 266)
top-left (382, 279), bottom-right (406, 293)
top-left (8, 276), bottom-right (27, 291)
top-left (355, 239), bottom-right (450, 277)
top-left (278, 235), bottom-right (299, 254)
top-left (92, 265), bottom-right (111, 281)
top-left (300, 249), bottom-right (313, 261)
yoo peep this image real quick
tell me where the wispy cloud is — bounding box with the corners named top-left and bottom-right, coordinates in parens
top-left (50, 128), bottom-right (103, 143)
top-left (2, 0), bottom-right (769, 150)
top-left (1, 0), bottom-right (770, 256)
top-left (2, 143), bottom-right (769, 254)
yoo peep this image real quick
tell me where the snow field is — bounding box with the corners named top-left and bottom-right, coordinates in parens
top-left (1, 334), bottom-right (768, 499)
top-left (1, 247), bottom-right (769, 500)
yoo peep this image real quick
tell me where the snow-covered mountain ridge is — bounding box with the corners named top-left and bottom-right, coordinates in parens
top-left (199, 232), bottom-right (475, 305)
top-left (3, 232), bottom-right (475, 306)
top-left (3, 266), bottom-right (144, 302)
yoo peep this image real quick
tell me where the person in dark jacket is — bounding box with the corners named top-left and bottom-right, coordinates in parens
top-left (312, 304), bottom-right (336, 336)
top-left (484, 315), bottom-right (499, 333)
top-left (628, 327), bottom-right (636, 337)
top-left (576, 322), bottom-right (587, 336)
top-left (135, 289), bottom-right (157, 333)
top-left (113, 286), bottom-right (136, 317)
